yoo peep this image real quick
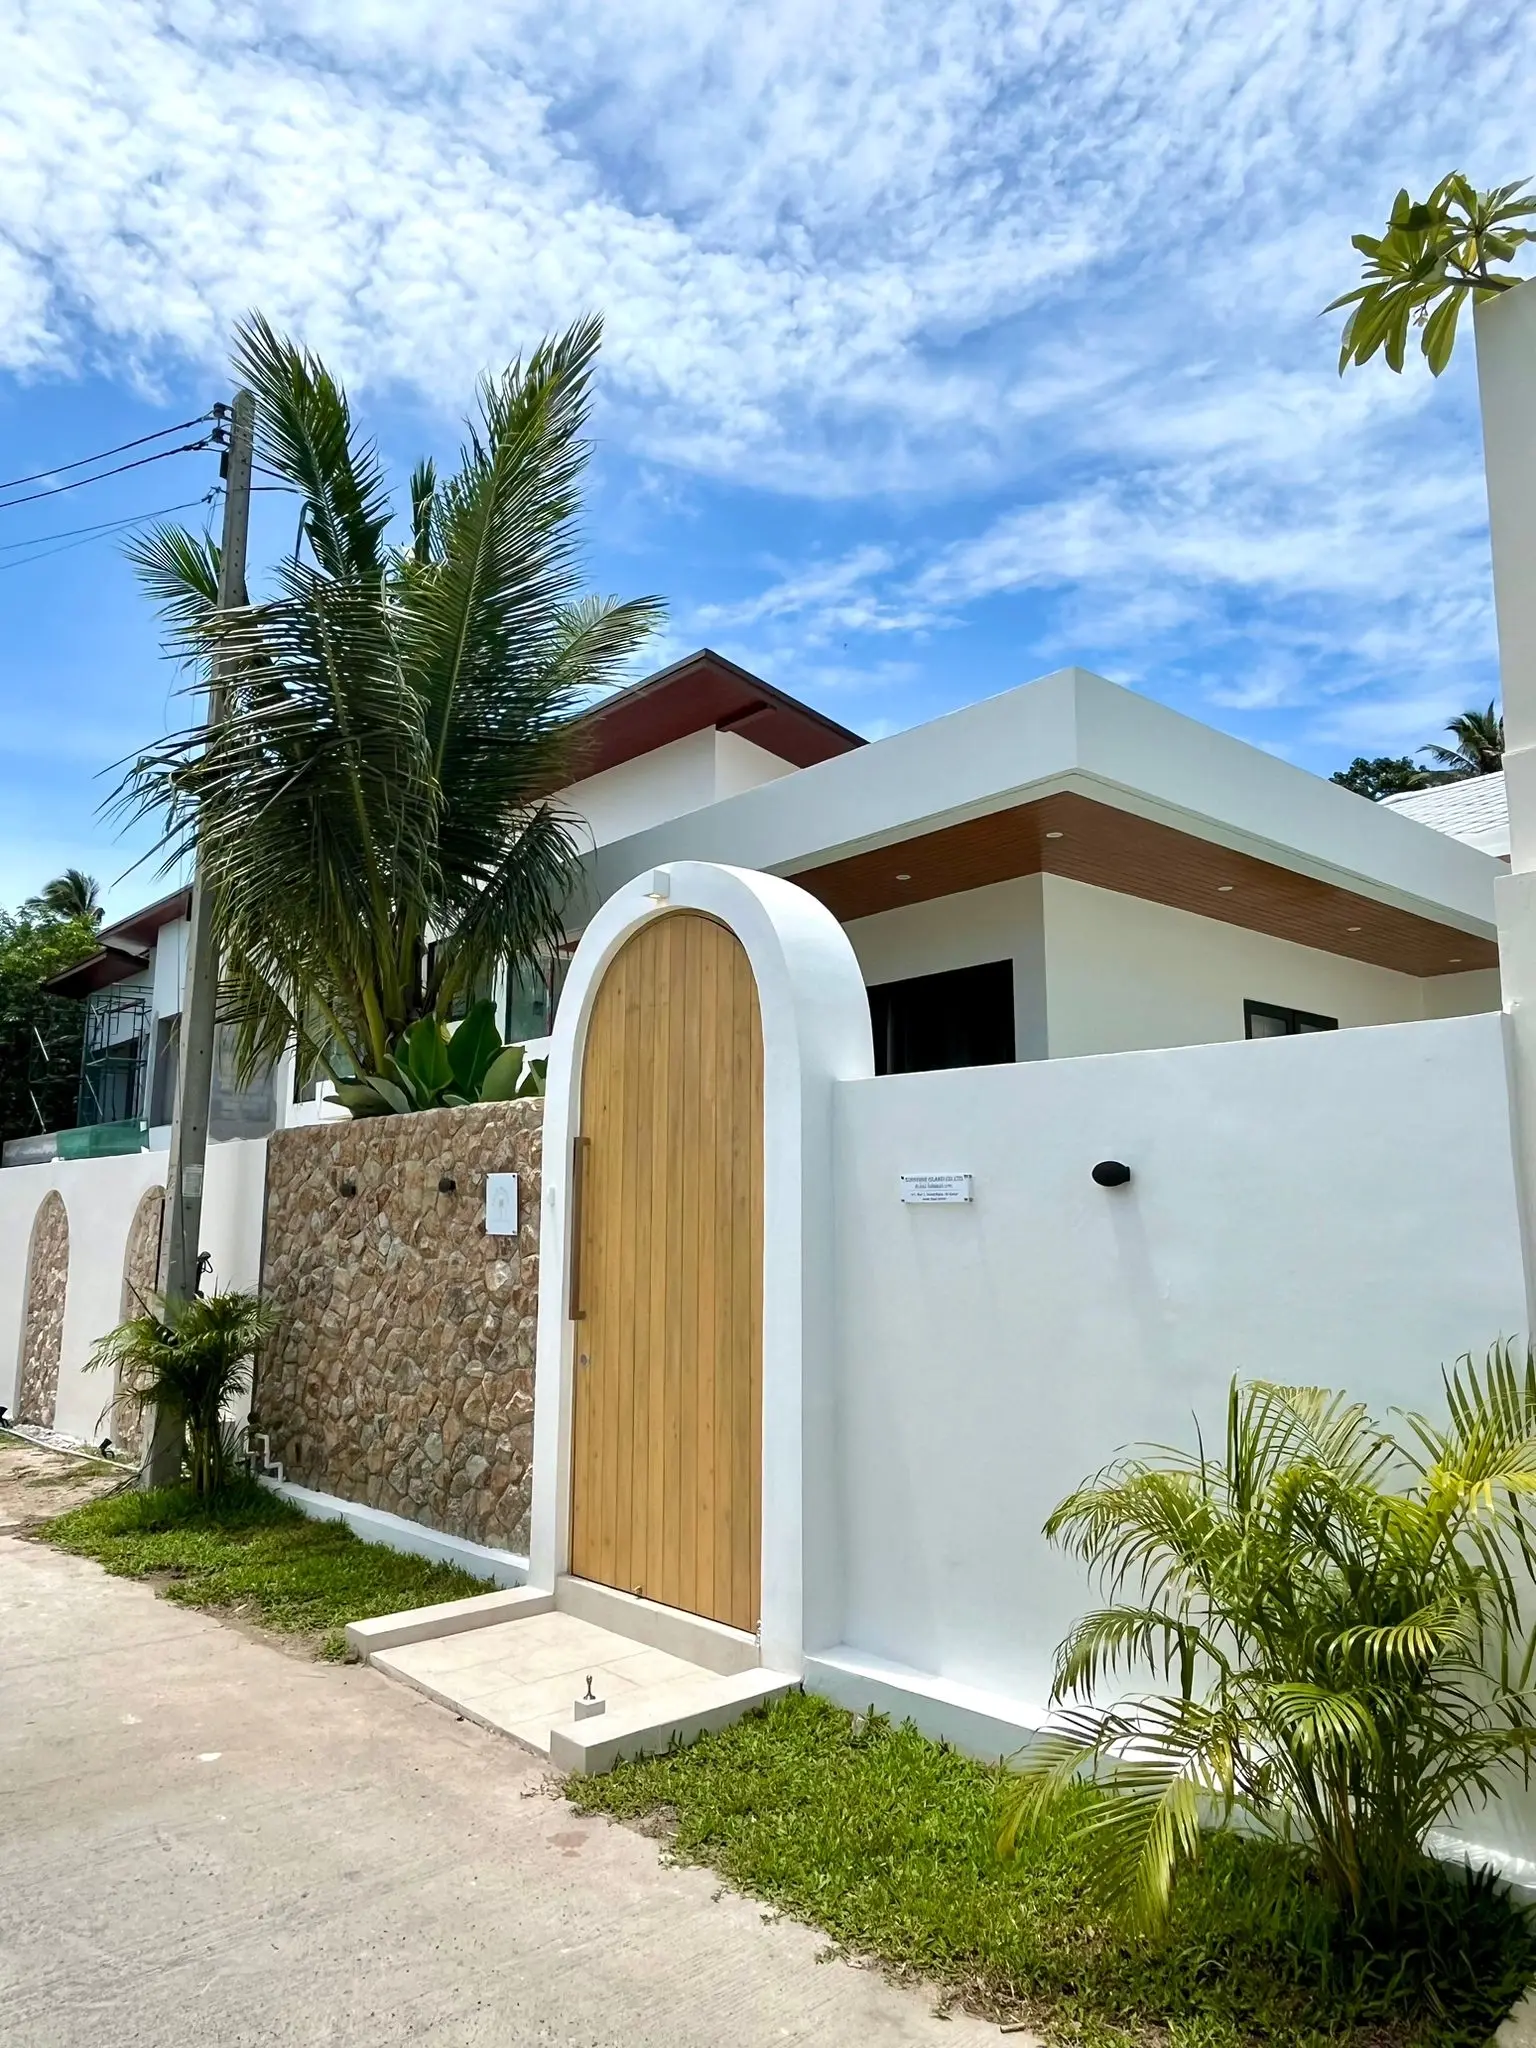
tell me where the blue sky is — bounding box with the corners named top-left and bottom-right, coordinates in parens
top-left (1, 0), bottom-right (1533, 918)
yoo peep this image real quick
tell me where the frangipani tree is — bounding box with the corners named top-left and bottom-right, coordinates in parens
top-left (117, 313), bottom-right (662, 1092)
top-left (1327, 172), bottom-right (1534, 377)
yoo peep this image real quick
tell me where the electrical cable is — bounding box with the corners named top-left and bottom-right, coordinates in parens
top-left (0, 492), bottom-right (218, 555)
top-left (0, 413), bottom-right (215, 493)
top-left (0, 438), bottom-right (215, 513)
top-left (0, 492), bottom-right (219, 574)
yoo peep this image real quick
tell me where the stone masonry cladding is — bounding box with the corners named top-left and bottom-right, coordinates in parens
top-left (256, 1099), bottom-right (543, 1553)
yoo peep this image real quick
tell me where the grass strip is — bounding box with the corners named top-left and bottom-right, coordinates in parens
top-left (37, 1477), bottom-right (488, 1658)
top-left (568, 1689), bottom-right (1536, 2048)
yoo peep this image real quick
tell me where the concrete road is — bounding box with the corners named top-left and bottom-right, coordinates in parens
top-left (0, 1534), bottom-right (999, 2047)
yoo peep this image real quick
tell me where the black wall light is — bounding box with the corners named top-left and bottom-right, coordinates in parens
top-left (1091, 1160), bottom-right (1132, 1188)
top-left (438, 1174), bottom-right (457, 1194)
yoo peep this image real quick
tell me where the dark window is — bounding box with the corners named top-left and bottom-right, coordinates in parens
top-left (1244, 999), bottom-right (1339, 1039)
top-left (150, 1014), bottom-right (180, 1125)
top-left (505, 951), bottom-right (571, 1042)
top-left (868, 960), bottom-right (1015, 1076)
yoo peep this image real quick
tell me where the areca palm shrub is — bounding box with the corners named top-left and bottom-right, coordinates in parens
top-left (1002, 1365), bottom-right (1536, 1935)
top-left (116, 313), bottom-right (662, 1095)
top-left (90, 1289), bottom-right (279, 1498)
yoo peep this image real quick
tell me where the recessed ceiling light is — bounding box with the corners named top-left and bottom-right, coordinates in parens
top-left (895, 872), bottom-right (911, 882)
top-left (1045, 830), bottom-right (1065, 840)
top-left (1217, 883), bottom-right (1234, 893)
top-left (1346, 925), bottom-right (1362, 933)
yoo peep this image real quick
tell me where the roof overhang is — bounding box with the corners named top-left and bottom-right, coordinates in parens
top-left (589, 668), bottom-right (1502, 977)
top-left (43, 941), bottom-right (151, 999)
top-left (567, 648), bottom-right (864, 780)
top-left (101, 885), bottom-right (191, 951)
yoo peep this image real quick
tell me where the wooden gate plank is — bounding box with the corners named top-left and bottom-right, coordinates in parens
top-left (570, 912), bottom-right (763, 1630)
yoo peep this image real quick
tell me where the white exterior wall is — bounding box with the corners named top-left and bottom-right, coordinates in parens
top-left (0, 1138), bottom-right (268, 1442)
top-left (826, 1012), bottom-right (1527, 1717)
top-left (842, 876), bottom-right (1048, 1060)
top-left (1041, 874), bottom-right (1497, 1056)
top-left (560, 730), bottom-right (794, 849)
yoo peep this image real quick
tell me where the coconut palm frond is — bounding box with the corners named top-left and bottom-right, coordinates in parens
top-left (116, 311), bottom-right (662, 1092)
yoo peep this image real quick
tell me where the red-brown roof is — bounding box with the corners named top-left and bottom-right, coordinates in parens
top-left (101, 886), bottom-right (192, 950)
top-left (43, 941), bottom-right (153, 999)
top-left (568, 649), bottom-right (864, 781)
top-left (41, 886), bottom-right (191, 1000)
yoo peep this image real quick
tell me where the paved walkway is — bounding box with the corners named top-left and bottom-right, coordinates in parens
top-left (0, 1531), bottom-right (998, 2047)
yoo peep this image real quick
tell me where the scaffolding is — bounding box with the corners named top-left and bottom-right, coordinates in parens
top-left (77, 987), bottom-right (151, 1129)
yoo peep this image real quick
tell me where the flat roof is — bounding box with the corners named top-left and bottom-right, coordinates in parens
top-left (567, 648), bottom-right (864, 780)
top-left (590, 667), bottom-right (1504, 976)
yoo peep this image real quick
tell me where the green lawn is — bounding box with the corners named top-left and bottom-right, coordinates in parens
top-left (568, 1689), bottom-right (1536, 2048)
top-left (38, 1478), bottom-right (489, 1659)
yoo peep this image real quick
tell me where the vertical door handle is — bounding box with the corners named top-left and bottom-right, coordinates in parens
top-left (568, 1134), bottom-right (590, 1321)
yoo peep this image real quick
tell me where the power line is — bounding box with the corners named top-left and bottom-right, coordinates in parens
top-left (0, 493), bottom-right (217, 555)
top-left (0, 493), bottom-right (219, 574)
top-left (0, 414), bottom-right (214, 493)
top-left (0, 438), bottom-right (216, 513)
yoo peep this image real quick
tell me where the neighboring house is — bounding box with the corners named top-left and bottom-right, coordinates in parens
top-left (4, 648), bottom-right (1507, 1164)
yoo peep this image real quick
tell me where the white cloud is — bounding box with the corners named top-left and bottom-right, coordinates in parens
top-left (1, 0), bottom-right (1531, 743)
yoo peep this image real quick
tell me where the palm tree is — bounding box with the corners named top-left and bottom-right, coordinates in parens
top-left (1419, 703), bottom-right (1504, 781)
top-left (89, 1288), bottom-right (279, 1497)
top-left (114, 313), bottom-right (662, 1088)
top-left (25, 868), bottom-right (102, 926)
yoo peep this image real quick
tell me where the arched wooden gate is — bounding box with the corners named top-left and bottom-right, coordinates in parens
top-left (568, 911), bottom-right (764, 1633)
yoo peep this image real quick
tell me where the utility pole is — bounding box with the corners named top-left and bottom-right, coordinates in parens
top-left (144, 388), bottom-right (256, 1488)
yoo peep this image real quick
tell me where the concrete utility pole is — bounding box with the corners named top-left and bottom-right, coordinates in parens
top-left (144, 388), bottom-right (256, 1488)
top-left (1476, 282), bottom-right (1536, 1333)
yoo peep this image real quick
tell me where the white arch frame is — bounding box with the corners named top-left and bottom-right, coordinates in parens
top-left (528, 861), bottom-right (874, 1671)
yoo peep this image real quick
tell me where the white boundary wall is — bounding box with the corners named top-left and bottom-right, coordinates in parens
top-left (824, 1012), bottom-right (1526, 1712)
top-left (0, 1139), bottom-right (268, 1442)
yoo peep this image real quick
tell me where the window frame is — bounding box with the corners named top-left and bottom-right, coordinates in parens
top-left (1243, 998), bottom-right (1339, 1039)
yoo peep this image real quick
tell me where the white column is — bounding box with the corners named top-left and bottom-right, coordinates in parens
top-left (1477, 280), bottom-right (1536, 1330)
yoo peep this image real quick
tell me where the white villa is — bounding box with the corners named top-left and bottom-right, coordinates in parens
top-left (6, 649), bottom-right (1507, 1167)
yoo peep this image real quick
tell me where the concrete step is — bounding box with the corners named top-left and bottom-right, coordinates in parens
top-left (354, 1593), bottom-right (791, 1771)
top-left (549, 1667), bottom-right (796, 1775)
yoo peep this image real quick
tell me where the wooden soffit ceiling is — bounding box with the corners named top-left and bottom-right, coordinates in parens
top-left (789, 791), bottom-right (1496, 978)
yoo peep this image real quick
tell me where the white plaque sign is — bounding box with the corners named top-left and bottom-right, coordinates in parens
top-left (485, 1172), bottom-right (519, 1236)
top-left (900, 1173), bottom-right (972, 1205)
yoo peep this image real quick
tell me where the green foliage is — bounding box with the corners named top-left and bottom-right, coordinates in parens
top-left (1328, 172), bottom-right (1535, 377)
top-left (38, 1478), bottom-right (486, 1649)
top-left (22, 869), bottom-right (102, 926)
top-left (0, 907), bottom-right (98, 1146)
top-left (1001, 1364), bottom-right (1536, 1939)
top-left (115, 311), bottom-right (662, 1088)
top-left (331, 995), bottom-right (547, 1116)
top-left (88, 1288), bottom-right (280, 1498)
top-left (570, 1689), bottom-right (1536, 2047)
top-left (1420, 703), bottom-right (1504, 780)
top-left (1330, 756), bottom-right (1423, 800)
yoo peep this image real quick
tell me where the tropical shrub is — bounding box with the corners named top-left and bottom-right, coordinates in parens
top-left (89, 1288), bottom-right (279, 1498)
top-left (1001, 1362), bottom-right (1536, 1932)
top-left (331, 996), bottom-right (546, 1116)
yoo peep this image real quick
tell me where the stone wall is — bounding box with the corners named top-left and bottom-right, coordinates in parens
top-left (114, 1186), bottom-right (164, 1458)
top-left (256, 1100), bottom-right (543, 1553)
top-left (17, 1190), bottom-right (69, 1427)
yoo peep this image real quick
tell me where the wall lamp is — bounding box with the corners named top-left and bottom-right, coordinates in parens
top-left (438, 1174), bottom-right (457, 1194)
top-left (1091, 1160), bottom-right (1132, 1188)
